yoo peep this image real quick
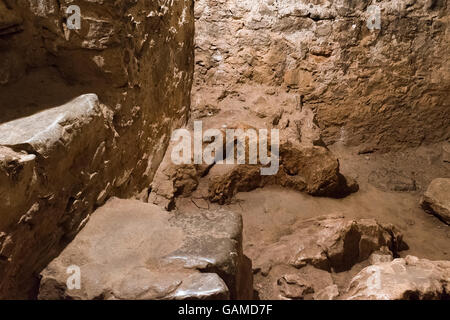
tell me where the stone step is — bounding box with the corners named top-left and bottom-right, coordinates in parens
top-left (38, 198), bottom-right (253, 300)
top-left (0, 93), bottom-right (117, 298)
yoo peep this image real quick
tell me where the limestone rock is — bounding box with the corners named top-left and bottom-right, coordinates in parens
top-left (252, 214), bottom-right (405, 300)
top-left (344, 256), bottom-right (450, 300)
top-left (314, 285), bottom-right (340, 301)
top-left (277, 266), bottom-right (335, 300)
top-left (38, 198), bottom-right (252, 300)
top-left (253, 214), bottom-right (405, 274)
top-left (421, 178), bottom-right (450, 224)
top-left (149, 141), bottom-right (211, 210)
top-left (208, 142), bottom-right (358, 204)
top-left (0, 94), bottom-right (102, 156)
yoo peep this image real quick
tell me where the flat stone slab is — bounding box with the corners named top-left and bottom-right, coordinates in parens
top-left (0, 94), bottom-right (100, 156)
top-left (421, 178), bottom-right (450, 225)
top-left (38, 198), bottom-right (250, 300)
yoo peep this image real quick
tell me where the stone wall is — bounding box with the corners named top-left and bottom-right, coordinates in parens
top-left (194, 0), bottom-right (450, 151)
top-left (0, 0), bottom-right (194, 298)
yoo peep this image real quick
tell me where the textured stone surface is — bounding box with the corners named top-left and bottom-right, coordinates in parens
top-left (443, 142), bottom-right (450, 163)
top-left (0, 0), bottom-right (194, 299)
top-left (0, 1), bottom-right (22, 35)
top-left (38, 198), bottom-right (252, 300)
top-left (421, 178), bottom-right (450, 224)
top-left (344, 256), bottom-right (450, 300)
top-left (207, 140), bottom-right (359, 204)
top-left (149, 141), bottom-right (212, 211)
top-left (193, 0), bottom-right (450, 151)
top-left (150, 134), bottom-right (358, 207)
top-left (252, 214), bottom-right (406, 299)
top-left (253, 214), bottom-right (405, 273)
top-left (0, 94), bottom-right (102, 154)
top-left (314, 284), bottom-right (340, 300)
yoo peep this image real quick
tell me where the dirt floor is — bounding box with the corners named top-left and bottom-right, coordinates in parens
top-left (174, 121), bottom-right (450, 298)
top-left (155, 78), bottom-right (449, 299)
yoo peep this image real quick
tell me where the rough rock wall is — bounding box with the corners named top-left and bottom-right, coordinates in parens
top-left (194, 0), bottom-right (450, 151)
top-left (0, 0), bottom-right (194, 298)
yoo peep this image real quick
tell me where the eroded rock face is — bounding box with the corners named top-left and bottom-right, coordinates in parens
top-left (251, 214), bottom-right (406, 300)
top-left (343, 256), bottom-right (450, 300)
top-left (0, 0), bottom-right (194, 298)
top-left (194, 0), bottom-right (450, 151)
top-left (421, 178), bottom-right (450, 224)
top-left (38, 198), bottom-right (252, 300)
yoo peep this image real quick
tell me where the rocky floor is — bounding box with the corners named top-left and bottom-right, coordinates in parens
top-left (35, 80), bottom-right (450, 300)
top-left (142, 82), bottom-right (450, 300)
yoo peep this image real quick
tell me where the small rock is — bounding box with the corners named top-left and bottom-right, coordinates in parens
top-left (313, 284), bottom-right (340, 300)
top-left (278, 274), bottom-right (314, 299)
top-left (369, 252), bottom-right (394, 265)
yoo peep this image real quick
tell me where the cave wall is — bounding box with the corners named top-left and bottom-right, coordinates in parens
top-left (0, 0), bottom-right (194, 298)
top-left (194, 0), bottom-right (450, 150)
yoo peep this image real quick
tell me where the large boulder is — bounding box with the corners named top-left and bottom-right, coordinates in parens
top-left (421, 178), bottom-right (450, 224)
top-left (252, 214), bottom-right (406, 300)
top-left (38, 198), bottom-right (252, 300)
top-left (208, 142), bottom-right (358, 204)
top-left (343, 256), bottom-right (450, 300)
top-left (253, 214), bottom-right (405, 274)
